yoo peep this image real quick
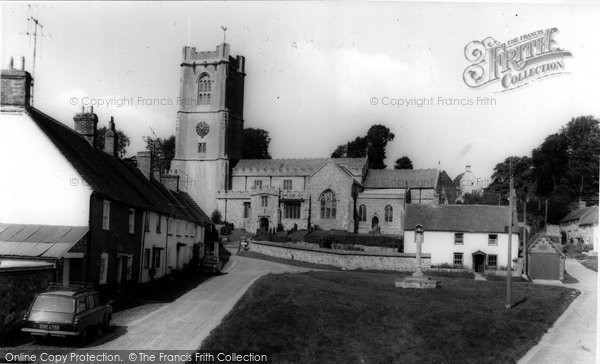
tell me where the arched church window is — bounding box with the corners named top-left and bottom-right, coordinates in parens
top-left (198, 74), bottom-right (211, 105)
top-left (358, 204), bottom-right (367, 222)
top-left (385, 205), bottom-right (393, 222)
top-left (320, 189), bottom-right (337, 219)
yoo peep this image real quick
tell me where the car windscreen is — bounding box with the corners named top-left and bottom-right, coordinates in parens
top-left (31, 296), bottom-right (75, 313)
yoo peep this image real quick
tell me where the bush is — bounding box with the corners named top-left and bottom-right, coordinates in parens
top-left (304, 230), bottom-right (402, 249)
top-left (211, 209), bottom-right (222, 224)
top-left (430, 263), bottom-right (466, 269)
top-left (582, 244), bottom-right (594, 252)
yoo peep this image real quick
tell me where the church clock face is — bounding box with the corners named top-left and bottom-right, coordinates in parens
top-left (196, 121), bottom-right (210, 137)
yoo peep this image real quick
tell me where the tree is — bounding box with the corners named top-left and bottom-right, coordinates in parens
top-left (242, 128), bottom-right (271, 159)
top-left (330, 124), bottom-right (395, 169)
top-left (144, 135), bottom-right (176, 173)
top-left (96, 127), bottom-right (130, 158)
top-left (394, 156), bottom-right (413, 169)
top-left (211, 209), bottom-right (222, 224)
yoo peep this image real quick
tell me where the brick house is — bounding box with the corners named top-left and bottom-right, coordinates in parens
top-left (0, 60), bottom-right (211, 292)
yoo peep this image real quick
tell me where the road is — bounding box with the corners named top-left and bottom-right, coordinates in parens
top-left (15, 253), bottom-right (313, 350)
top-left (518, 258), bottom-right (597, 364)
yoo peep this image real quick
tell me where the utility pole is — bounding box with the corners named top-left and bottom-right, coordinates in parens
top-left (544, 199), bottom-right (548, 233)
top-left (506, 161), bottom-right (514, 310)
top-left (523, 197), bottom-right (527, 276)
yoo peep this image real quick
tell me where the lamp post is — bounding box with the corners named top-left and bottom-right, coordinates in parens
top-left (413, 224), bottom-right (424, 277)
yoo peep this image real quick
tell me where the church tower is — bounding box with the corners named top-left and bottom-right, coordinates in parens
top-left (170, 43), bottom-right (245, 214)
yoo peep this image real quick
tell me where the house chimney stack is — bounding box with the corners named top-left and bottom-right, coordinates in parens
top-left (73, 106), bottom-right (99, 148)
top-left (1, 56), bottom-right (32, 109)
top-left (104, 116), bottom-right (118, 157)
top-left (465, 165), bottom-right (471, 173)
top-left (136, 151), bottom-right (152, 180)
top-left (161, 174), bottom-right (180, 192)
top-left (578, 200), bottom-right (586, 209)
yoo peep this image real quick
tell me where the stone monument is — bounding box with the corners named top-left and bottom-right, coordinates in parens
top-left (395, 224), bottom-right (441, 289)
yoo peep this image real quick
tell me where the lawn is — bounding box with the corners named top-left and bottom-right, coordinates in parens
top-left (200, 271), bottom-right (578, 363)
top-left (579, 255), bottom-right (598, 272)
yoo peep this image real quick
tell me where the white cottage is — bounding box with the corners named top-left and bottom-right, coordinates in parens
top-left (404, 204), bottom-right (519, 272)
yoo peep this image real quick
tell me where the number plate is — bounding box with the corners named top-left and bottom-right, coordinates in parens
top-left (39, 324), bottom-right (60, 330)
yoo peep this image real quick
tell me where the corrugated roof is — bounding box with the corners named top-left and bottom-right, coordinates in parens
top-left (363, 169), bottom-right (438, 189)
top-left (0, 223), bottom-right (89, 259)
top-left (232, 158), bottom-right (367, 177)
top-left (404, 204), bottom-right (516, 233)
top-left (27, 108), bottom-right (209, 225)
top-left (560, 205), bottom-right (598, 225)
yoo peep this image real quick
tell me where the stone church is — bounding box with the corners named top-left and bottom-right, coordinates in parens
top-left (170, 43), bottom-right (442, 235)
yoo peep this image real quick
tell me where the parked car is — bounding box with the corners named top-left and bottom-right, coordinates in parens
top-left (21, 282), bottom-right (112, 344)
top-left (201, 254), bottom-right (223, 273)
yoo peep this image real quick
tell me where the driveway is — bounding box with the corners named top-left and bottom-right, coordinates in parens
top-left (519, 258), bottom-right (597, 364)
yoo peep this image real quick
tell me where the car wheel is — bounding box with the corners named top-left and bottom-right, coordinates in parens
top-left (103, 314), bottom-right (111, 330)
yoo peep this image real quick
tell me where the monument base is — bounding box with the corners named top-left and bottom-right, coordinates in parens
top-left (395, 276), bottom-right (441, 289)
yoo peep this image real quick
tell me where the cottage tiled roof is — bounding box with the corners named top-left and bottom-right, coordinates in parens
top-left (560, 205), bottom-right (598, 225)
top-left (0, 223), bottom-right (89, 259)
top-left (232, 158), bottom-right (367, 177)
top-left (404, 204), bottom-right (517, 233)
top-left (27, 108), bottom-right (209, 225)
top-left (363, 169), bottom-right (438, 189)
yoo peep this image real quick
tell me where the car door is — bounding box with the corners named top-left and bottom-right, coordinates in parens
top-left (76, 296), bottom-right (91, 332)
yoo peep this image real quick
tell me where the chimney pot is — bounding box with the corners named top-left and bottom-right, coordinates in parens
top-left (20, 56), bottom-right (25, 71)
top-left (1, 60), bottom-right (32, 108)
top-left (9, 57), bottom-right (13, 69)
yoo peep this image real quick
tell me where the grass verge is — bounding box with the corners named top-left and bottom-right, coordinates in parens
top-left (201, 270), bottom-right (578, 363)
top-left (579, 256), bottom-right (598, 272)
top-left (238, 251), bottom-right (339, 271)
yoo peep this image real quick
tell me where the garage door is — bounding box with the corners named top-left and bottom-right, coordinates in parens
top-left (530, 253), bottom-right (560, 280)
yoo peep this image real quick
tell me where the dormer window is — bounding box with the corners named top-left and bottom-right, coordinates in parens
top-left (198, 74), bottom-right (211, 105)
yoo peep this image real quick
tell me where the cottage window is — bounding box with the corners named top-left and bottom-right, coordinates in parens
top-left (143, 248), bottom-right (150, 269)
top-left (487, 254), bottom-right (498, 268)
top-left (197, 74), bottom-right (211, 105)
top-left (488, 234), bottom-right (498, 245)
top-left (284, 203), bottom-right (301, 219)
top-left (283, 179), bottom-right (293, 190)
top-left (319, 189), bottom-right (337, 219)
top-left (261, 196), bottom-right (268, 207)
top-left (358, 205), bottom-right (366, 222)
top-left (99, 252), bottom-right (108, 284)
top-left (243, 202), bottom-right (251, 218)
top-left (384, 205), bottom-right (393, 222)
top-left (453, 252), bottom-right (463, 266)
top-left (102, 200), bottom-right (110, 230)
top-left (156, 215), bottom-right (162, 233)
top-left (254, 180), bottom-right (263, 189)
top-left (454, 233), bottom-right (464, 245)
top-left (128, 208), bottom-right (135, 234)
top-left (153, 249), bottom-right (162, 268)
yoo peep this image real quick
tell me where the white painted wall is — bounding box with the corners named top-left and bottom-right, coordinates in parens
top-left (404, 230), bottom-right (519, 268)
top-left (0, 112), bottom-right (92, 226)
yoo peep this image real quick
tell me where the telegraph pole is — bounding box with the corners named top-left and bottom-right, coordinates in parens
top-left (523, 197), bottom-right (527, 276)
top-left (544, 199), bottom-right (548, 233)
top-left (506, 162), bottom-right (514, 310)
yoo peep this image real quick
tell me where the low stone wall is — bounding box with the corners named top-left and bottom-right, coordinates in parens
top-left (0, 266), bottom-right (55, 334)
top-left (249, 241), bottom-right (430, 271)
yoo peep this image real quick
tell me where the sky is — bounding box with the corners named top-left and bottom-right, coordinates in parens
top-left (1, 1), bottom-right (599, 180)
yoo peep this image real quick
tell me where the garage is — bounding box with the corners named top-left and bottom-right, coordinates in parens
top-left (527, 233), bottom-right (565, 281)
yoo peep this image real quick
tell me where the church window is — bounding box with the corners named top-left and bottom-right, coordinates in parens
top-left (385, 205), bottom-right (393, 222)
top-left (261, 196), bottom-right (268, 207)
top-left (198, 143), bottom-right (207, 153)
top-left (284, 203), bottom-right (301, 219)
top-left (254, 180), bottom-right (262, 189)
top-left (283, 179), bottom-right (292, 190)
top-left (319, 189), bottom-right (337, 219)
top-left (243, 202), bottom-right (251, 218)
top-left (358, 205), bottom-right (367, 222)
top-left (198, 74), bottom-right (211, 105)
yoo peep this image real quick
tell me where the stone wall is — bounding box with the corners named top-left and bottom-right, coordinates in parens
top-left (249, 241), bottom-right (430, 271)
top-left (0, 267), bottom-right (55, 334)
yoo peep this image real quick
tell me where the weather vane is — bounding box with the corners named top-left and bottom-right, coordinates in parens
top-left (221, 26), bottom-right (227, 44)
